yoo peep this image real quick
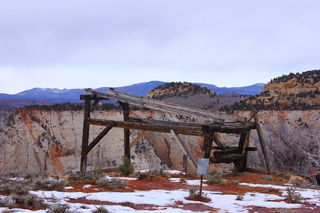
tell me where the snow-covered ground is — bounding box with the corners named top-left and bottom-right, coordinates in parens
top-left (1, 170), bottom-right (320, 213)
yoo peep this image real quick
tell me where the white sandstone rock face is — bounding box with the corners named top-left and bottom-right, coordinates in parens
top-left (0, 109), bottom-right (206, 175)
top-left (0, 109), bottom-right (318, 175)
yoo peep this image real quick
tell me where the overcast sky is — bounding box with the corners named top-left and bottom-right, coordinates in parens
top-left (1, 0), bottom-right (320, 94)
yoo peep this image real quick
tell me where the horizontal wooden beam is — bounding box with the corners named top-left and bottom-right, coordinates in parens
top-left (87, 118), bottom-right (204, 136)
top-left (86, 118), bottom-right (256, 135)
top-left (84, 88), bottom-right (247, 123)
top-left (210, 154), bottom-right (247, 163)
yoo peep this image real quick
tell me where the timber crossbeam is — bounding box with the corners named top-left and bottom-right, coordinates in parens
top-left (86, 118), bottom-right (256, 136)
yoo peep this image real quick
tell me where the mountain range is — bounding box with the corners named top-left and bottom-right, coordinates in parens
top-left (0, 81), bottom-right (264, 107)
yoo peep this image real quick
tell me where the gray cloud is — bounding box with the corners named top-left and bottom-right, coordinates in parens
top-left (1, 0), bottom-right (320, 93)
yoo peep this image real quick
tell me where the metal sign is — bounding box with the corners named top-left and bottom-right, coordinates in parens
top-left (197, 158), bottom-right (209, 175)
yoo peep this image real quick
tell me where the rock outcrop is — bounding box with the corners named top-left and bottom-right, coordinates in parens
top-left (0, 109), bottom-right (207, 175)
top-left (0, 106), bottom-right (319, 176)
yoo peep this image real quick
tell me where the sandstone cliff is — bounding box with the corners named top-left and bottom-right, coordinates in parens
top-left (0, 109), bottom-right (206, 175)
top-left (0, 106), bottom-right (319, 175)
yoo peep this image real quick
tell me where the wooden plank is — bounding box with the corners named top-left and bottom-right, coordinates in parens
top-left (81, 122), bottom-right (114, 157)
top-left (170, 130), bottom-right (197, 173)
top-left (84, 88), bottom-right (247, 123)
top-left (212, 146), bottom-right (258, 151)
top-left (252, 110), bottom-right (271, 172)
top-left (87, 118), bottom-right (204, 135)
top-left (214, 149), bottom-right (238, 156)
top-left (108, 89), bottom-right (241, 122)
top-left (86, 118), bottom-right (255, 135)
top-left (130, 130), bottom-right (148, 148)
top-left (210, 154), bottom-right (247, 163)
top-left (81, 99), bottom-right (91, 171)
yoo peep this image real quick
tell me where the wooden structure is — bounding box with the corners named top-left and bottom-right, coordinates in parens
top-left (80, 88), bottom-right (270, 173)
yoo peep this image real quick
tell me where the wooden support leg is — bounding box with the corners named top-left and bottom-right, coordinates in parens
top-left (234, 131), bottom-right (251, 171)
top-left (81, 99), bottom-right (91, 172)
top-left (252, 110), bottom-right (271, 172)
top-left (203, 133), bottom-right (214, 158)
top-left (119, 101), bottom-right (131, 162)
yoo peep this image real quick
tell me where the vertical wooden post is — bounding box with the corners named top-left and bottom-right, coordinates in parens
top-left (252, 110), bottom-right (271, 172)
top-left (203, 133), bottom-right (214, 158)
top-left (235, 131), bottom-right (251, 171)
top-left (119, 101), bottom-right (130, 162)
top-left (81, 98), bottom-right (91, 171)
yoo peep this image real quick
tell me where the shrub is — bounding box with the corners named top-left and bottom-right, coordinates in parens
top-left (135, 169), bottom-right (168, 179)
top-left (11, 193), bottom-right (46, 209)
top-left (118, 156), bottom-right (134, 176)
top-left (263, 175), bottom-right (274, 181)
top-left (32, 177), bottom-right (68, 191)
top-left (0, 197), bottom-right (15, 208)
top-left (231, 180), bottom-right (239, 185)
top-left (188, 186), bottom-right (199, 199)
top-left (0, 182), bottom-right (29, 195)
top-left (206, 173), bottom-right (222, 184)
top-left (286, 187), bottom-right (304, 203)
top-left (95, 205), bottom-right (109, 213)
top-left (46, 202), bottom-right (71, 213)
top-left (236, 194), bottom-right (244, 200)
top-left (96, 177), bottom-right (127, 189)
top-left (67, 170), bottom-right (105, 181)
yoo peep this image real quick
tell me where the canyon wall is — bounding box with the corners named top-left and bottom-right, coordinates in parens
top-left (0, 108), bottom-right (319, 175)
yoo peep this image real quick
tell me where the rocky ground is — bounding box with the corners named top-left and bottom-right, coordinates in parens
top-left (63, 172), bottom-right (320, 213)
top-left (1, 171), bottom-right (318, 213)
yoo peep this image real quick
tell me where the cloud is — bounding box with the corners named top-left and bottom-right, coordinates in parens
top-left (1, 0), bottom-right (320, 93)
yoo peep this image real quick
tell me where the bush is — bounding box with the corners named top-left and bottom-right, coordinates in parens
top-left (32, 177), bottom-right (68, 191)
top-left (231, 180), bottom-right (239, 185)
top-left (263, 175), bottom-right (274, 181)
top-left (286, 187), bottom-right (304, 203)
top-left (188, 186), bottom-right (199, 199)
top-left (118, 156), bottom-right (134, 176)
top-left (11, 193), bottom-right (46, 209)
top-left (206, 173), bottom-right (222, 184)
top-left (0, 182), bottom-right (29, 195)
top-left (95, 205), bottom-right (109, 213)
top-left (67, 170), bottom-right (105, 181)
top-left (135, 169), bottom-right (168, 179)
top-left (236, 194), bottom-right (244, 200)
top-left (96, 177), bottom-right (127, 189)
top-left (46, 202), bottom-right (71, 213)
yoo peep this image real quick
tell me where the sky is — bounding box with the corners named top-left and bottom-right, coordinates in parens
top-left (1, 171), bottom-right (320, 212)
top-left (1, 0), bottom-right (320, 94)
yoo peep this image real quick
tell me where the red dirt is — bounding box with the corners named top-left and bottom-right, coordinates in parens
top-left (65, 172), bottom-right (320, 213)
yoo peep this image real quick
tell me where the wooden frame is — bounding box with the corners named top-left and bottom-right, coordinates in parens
top-left (80, 89), bottom-right (270, 173)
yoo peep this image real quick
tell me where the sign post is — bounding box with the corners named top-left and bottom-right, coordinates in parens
top-left (197, 158), bottom-right (209, 198)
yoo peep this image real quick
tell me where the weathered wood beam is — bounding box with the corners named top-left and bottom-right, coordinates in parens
top-left (210, 154), bottom-right (247, 163)
top-left (81, 122), bottom-right (114, 157)
top-left (253, 110), bottom-right (271, 172)
top-left (86, 118), bottom-right (255, 135)
top-left (84, 88), bottom-right (247, 123)
top-left (87, 118), bottom-right (204, 135)
top-left (81, 99), bottom-right (91, 171)
top-left (203, 133), bottom-right (214, 158)
top-left (212, 146), bottom-right (258, 151)
top-left (234, 131), bottom-right (251, 170)
top-left (170, 130), bottom-right (197, 173)
top-left (130, 130), bottom-right (148, 148)
top-left (212, 133), bottom-right (227, 150)
top-left (119, 101), bottom-right (130, 162)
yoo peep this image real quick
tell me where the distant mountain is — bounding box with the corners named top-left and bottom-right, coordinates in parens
top-left (0, 81), bottom-right (264, 107)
